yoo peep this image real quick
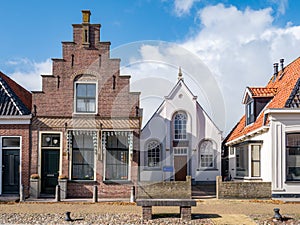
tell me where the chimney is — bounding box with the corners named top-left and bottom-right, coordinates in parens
top-left (273, 63), bottom-right (279, 81)
top-left (280, 58), bottom-right (284, 72)
top-left (82, 10), bottom-right (91, 24)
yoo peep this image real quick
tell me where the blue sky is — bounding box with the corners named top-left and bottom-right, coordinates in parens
top-left (1, 0), bottom-right (299, 134)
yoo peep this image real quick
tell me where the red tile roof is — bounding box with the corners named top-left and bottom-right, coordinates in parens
top-left (226, 57), bottom-right (300, 143)
top-left (0, 71), bottom-right (32, 112)
top-left (249, 87), bottom-right (277, 97)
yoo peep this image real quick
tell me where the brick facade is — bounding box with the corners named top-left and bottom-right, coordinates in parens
top-left (0, 124), bottom-right (31, 197)
top-left (30, 11), bottom-right (141, 198)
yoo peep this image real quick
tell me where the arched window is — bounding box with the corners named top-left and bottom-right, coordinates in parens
top-left (199, 140), bottom-right (215, 168)
top-left (147, 141), bottom-right (161, 167)
top-left (173, 112), bottom-right (187, 140)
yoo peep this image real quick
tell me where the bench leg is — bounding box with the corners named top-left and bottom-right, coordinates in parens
top-left (180, 206), bottom-right (191, 220)
top-left (142, 206), bottom-right (152, 220)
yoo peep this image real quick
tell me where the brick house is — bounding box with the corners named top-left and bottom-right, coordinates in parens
top-left (225, 58), bottom-right (300, 197)
top-left (30, 11), bottom-right (141, 198)
top-left (0, 71), bottom-right (32, 197)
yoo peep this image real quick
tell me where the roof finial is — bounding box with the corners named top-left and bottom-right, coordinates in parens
top-left (178, 67), bottom-right (183, 80)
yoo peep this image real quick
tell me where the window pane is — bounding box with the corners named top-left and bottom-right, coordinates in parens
top-left (76, 99), bottom-right (86, 112)
top-left (2, 137), bottom-right (20, 147)
top-left (86, 99), bottom-right (96, 112)
top-left (76, 84), bottom-right (86, 97)
top-left (72, 133), bottom-right (94, 180)
top-left (87, 84), bottom-right (96, 97)
top-left (252, 162), bottom-right (260, 177)
top-left (41, 134), bottom-right (60, 147)
top-left (105, 149), bottom-right (128, 180)
top-left (174, 112), bottom-right (187, 140)
top-left (147, 141), bottom-right (161, 167)
top-left (236, 145), bottom-right (249, 177)
top-left (251, 145), bottom-right (260, 161)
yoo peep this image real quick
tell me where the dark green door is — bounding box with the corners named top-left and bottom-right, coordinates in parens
top-left (41, 150), bottom-right (59, 194)
top-left (2, 150), bottom-right (20, 194)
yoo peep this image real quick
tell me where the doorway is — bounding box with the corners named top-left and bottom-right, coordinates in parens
top-left (173, 147), bottom-right (188, 181)
top-left (41, 150), bottom-right (60, 194)
top-left (2, 149), bottom-right (20, 194)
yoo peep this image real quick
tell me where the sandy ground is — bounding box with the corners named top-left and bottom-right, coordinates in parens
top-left (0, 199), bottom-right (299, 216)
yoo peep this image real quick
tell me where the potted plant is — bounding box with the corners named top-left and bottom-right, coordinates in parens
top-left (30, 173), bottom-right (39, 179)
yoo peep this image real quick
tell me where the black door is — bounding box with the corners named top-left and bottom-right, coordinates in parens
top-left (41, 150), bottom-right (59, 194)
top-left (2, 149), bottom-right (20, 194)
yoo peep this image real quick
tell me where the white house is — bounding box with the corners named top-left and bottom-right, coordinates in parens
top-left (140, 69), bottom-right (222, 183)
top-left (225, 58), bottom-right (300, 197)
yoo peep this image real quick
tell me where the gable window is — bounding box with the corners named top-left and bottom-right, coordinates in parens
top-left (75, 83), bottom-right (96, 113)
top-left (199, 140), bottom-right (215, 168)
top-left (246, 100), bottom-right (254, 125)
top-left (72, 132), bottom-right (95, 180)
top-left (147, 141), bottom-right (161, 167)
top-left (174, 112), bottom-right (187, 140)
top-left (286, 133), bottom-right (300, 181)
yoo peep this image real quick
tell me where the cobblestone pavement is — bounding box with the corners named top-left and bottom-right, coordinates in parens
top-left (0, 199), bottom-right (299, 224)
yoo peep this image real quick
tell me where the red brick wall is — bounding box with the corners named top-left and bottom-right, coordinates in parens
top-left (30, 17), bottom-right (141, 198)
top-left (0, 124), bottom-right (31, 197)
top-left (32, 22), bottom-right (139, 118)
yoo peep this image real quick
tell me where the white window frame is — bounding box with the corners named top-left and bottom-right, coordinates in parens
top-left (0, 136), bottom-right (22, 195)
top-left (102, 130), bottom-right (133, 182)
top-left (69, 129), bottom-right (98, 181)
top-left (199, 140), bottom-right (215, 169)
top-left (173, 112), bottom-right (187, 140)
top-left (235, 143), bottom-right (262, 179)
top-left (146, 140), bottom-right (161, 168)
top-left (74, 81), bottom-right (98, 114)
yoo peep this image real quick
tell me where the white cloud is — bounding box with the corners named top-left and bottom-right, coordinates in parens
top-left (7, 58), bottom-right (52, 91)
top-left (180, 3), bottom-right (300, 133)
top-left (173, 0), bottom-right (200, 16)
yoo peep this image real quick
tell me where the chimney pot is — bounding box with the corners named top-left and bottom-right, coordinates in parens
top-left (82, 10), bottom-right (91, 24)
top-left (280, 58), bottom-right (284, 71)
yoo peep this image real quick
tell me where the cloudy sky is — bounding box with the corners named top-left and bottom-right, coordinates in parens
top-left (1, 0), bottom-right (299, 135)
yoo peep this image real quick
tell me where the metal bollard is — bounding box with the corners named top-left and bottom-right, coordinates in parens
top-left (65, 211), bottom-right (72, 221)
top-left (273, 208), bottom-right (283, 221)
top-left (130, 186), bottom-right (135, 203)
top-left (93, 185), bottom-right (98, 203)
top-left (55, 185), bottom-right (61, 202)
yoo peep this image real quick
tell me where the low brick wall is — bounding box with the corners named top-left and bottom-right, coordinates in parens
top-left (216, 176), bottom-right (271, 199)
top-left (137, 176), bottom-right (191, 199)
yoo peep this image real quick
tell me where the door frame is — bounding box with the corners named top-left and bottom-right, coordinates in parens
top-left (173, 147), bottom-right (188, 181)
top-left (38, 131), bottom-right (63, 193)
top-left (0, 136), bottom-right (22, 195)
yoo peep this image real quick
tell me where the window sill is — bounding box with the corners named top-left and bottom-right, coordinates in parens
top-left (285, 181), bottom-right (300, 183)
top-left (197, 168), bottom-right (218, 171)
top-left (103, 180), bottom-right (133, 185)
top-left (143, 167), bottom-right (161, 171)
top-left (69, 180), bottom-right (97, 183)
top-left (234, 177), bottom-right (262, 181)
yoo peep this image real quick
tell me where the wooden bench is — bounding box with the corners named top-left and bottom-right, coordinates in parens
top-left (136, 199), bottom-right (196, 220)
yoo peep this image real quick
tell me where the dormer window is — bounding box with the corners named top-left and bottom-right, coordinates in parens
top-left (75, 82), bottom-right (97, 113)
top-left (246, 100), bottom-right (254, 125)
